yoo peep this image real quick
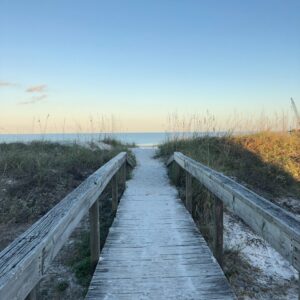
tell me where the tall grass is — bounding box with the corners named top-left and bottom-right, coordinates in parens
top-left (0, 141), bottom-right (134, 223)
top-left (164, 109), bottom-right (298, 141)
top-left (158, 132), bottom-right (300, 199)
top-left (161, 110), bottom-right (300, 197)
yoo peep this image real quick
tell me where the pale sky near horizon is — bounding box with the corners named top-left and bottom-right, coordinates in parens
top-left (0, 0), bottom-right (300, 133)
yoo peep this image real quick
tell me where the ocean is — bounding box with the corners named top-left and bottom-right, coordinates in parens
top-left (0, 132), bottom-right (229, 146)
top-left (0, 132), bottom-right (184, 146)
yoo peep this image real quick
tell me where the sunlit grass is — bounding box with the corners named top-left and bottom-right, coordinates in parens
top-left (157, 131), bottom-right (300, 199)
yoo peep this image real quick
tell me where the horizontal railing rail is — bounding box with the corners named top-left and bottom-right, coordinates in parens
top-left (167, 152), bottom-right (300, 274)
top-left (0, 152), bottom-right (133, 300)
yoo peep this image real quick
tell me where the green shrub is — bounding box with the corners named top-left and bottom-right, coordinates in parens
top-left (55, 281), bottom-right (69, 292)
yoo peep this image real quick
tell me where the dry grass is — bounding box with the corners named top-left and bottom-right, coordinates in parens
top-left (235, 131), bottom-right (300, 181)
top-left (158, 131), bottom-right (300, 200)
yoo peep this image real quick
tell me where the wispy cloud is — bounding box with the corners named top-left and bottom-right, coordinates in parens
top-left (26, 84), bottom-right (47, 93)
top-left (18, 95), bottom-right (47, 105)
top-left (0, 80), bottom-right (17, 87)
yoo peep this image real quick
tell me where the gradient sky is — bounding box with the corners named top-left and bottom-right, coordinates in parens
top-left (0, 0), bottom-right (300, 133)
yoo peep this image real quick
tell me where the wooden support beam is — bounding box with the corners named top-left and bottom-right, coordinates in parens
top-left (112, 174), bottom-right (118, 213)
top-left (192, 193), bottom-right (197, 219)
top-left (185, 172), bottom-right (192, 213)
top-left (122, 163), bottom-right (127, 192)
top-left (212, 197), bottom-right (223, 267)
top-left (89, 199), bottom-right (100, 271)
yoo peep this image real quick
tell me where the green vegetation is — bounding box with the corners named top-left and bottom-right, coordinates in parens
top-left (0, 140), bottom-right (134, 223)
top-left (158, 131), bottom-right (300, 200)
top-left (55, 280), bottom-right (69, 292)
top-left (67, 232), bottom-right (92, 287)
top-left (65, 185), bottom-right (118, 289)
top-left (102, 137), bottom-right (136, 148)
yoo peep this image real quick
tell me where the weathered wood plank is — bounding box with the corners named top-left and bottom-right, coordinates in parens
top-left (121, 163), bottom-right (127, 192)
top-left (86, 149), bottom-right (234, 299)
top-left (89, 199), bottom-right (100, 270)
top-left (111, 174), bottom-right (118, 213)
top-left (213, 197), bottom-right (223, 267)
top-left (185, 171), bottom-right (192, 213)
top-left (174, 151), bottom-right (300, 271)
top-left (0, 152), bottom-right (127, 300)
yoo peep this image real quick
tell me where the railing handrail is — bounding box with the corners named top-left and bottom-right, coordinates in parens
top-left (168, 151), bottom-right (300, 272)
top-left (0, 152), bottom-right (130, 300)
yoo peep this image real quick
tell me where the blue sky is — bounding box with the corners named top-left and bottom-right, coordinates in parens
top-left (0, 0), bottom-right (299, 133)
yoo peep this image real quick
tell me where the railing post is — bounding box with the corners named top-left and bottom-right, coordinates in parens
top-left (122, 163), bottom-right (127, 192)
top-left (112, 174), bottom-right (118, 213)
top-left (212, 196), bottom-right (223, 267)
top-left (185, 171), bottom-right (192, 213)
top-left (25, 286), bottom-right (37, 300)
top-left (89, 199), bottom-right (100, 270)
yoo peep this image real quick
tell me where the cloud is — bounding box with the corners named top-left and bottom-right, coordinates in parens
top-left (0, 80), bottom-right (17, 87)
top-left (18, 94), bottom-right (47, 105)
top-left (26, 84), bottom-right (47, 93)
top-left (21, 84), bottom-right (48, 104)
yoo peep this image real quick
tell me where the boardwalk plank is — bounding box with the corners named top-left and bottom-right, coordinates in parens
top-left (86, 148), bottom-right (235, 300)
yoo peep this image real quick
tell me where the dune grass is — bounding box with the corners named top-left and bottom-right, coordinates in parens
top-left (158, 131), bottom-right (300, 200)
top-left (102, 137), bottom-right (136, 148)
top-left (0, 140), bottom-right (135, 223)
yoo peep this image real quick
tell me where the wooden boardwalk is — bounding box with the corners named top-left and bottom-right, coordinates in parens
top-left (86, 148), bottom-right (234, 300)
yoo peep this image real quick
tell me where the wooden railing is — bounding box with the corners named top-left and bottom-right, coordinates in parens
top-left (167, 152), bottom-right (300, 291)
top-left (0, 152), bottom-right (134, 300)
